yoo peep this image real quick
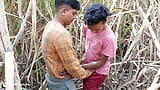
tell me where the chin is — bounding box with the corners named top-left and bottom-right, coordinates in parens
top-left (67, 22), bottom-right (72, 25)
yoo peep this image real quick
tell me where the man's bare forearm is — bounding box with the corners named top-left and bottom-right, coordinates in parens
top-left (81, 55), bottom-right (108, 69)
top-left (81, 61), bottom-right (103, 69)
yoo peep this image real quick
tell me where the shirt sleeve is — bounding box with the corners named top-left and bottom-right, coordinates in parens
top-left (82, 25), bottom-right (88, 38)
top-left (101, 37), bottom-right (117, 58)
top-left (54, 33), bottom-right (92, 79)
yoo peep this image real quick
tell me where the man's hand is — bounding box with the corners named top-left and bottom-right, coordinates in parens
top-left (59, 71), bottom-right (69, 76)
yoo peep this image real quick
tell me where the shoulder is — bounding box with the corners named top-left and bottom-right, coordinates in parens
top-left (103, 26), bottom-right (116, 40)
top-left (45, 21), bottom-right (60, 31)
top-left (43, 21), bottom-right (71, 41)
top-left (82, 25), bottom-right (89, 38)
top-left (100, 27), bottom-right (116, 46)
top-left (83, 25), bottom-right (88, 30)
top-left (45, 21), bottom-right (56, 29)
top-left (82, 25), bottom-right (89, 33)
top-left (54, 28), bottom-right (72, 43)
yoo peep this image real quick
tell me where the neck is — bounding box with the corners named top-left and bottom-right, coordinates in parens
top-left (103, 24), bottom-right (107, 30)
top-left (54, 14), bottom-right (66, 27)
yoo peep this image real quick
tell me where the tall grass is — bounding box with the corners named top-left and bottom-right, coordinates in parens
top-left (0, 0), bottom-right (160, 90)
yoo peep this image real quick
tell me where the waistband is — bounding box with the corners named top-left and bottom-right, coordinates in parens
top-left (45, 73), bottom-right (72, 82)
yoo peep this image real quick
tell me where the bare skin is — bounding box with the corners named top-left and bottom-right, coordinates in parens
top-left (81, 21), bottom-right (109, 70)
top-left (59, 55), bottom-right (108, 76)
top-left (81, 55), bottom-right (108, 69)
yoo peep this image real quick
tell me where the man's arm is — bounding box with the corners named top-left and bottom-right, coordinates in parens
top-left (54, 33), bottom-right (92, 79)
top-left (81, 54), bottom-right (108, 69)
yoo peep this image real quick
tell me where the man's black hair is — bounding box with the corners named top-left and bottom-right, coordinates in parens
top-left (55, 0), bottom-right (80, 11)
top-left (84, 4), bottom-right (111, 26)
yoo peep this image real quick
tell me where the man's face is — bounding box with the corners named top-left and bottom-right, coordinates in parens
top-left (63, 9), bottom-right (78, 25)
top-left (88, 21), bottom-right (105, 33)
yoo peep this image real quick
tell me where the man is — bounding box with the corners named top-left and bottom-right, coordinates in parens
top-left (41, 0), bottom-right (92, 90)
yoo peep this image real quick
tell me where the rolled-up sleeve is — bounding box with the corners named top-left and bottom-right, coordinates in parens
top-left (54, 33), bottom-right (91, 79)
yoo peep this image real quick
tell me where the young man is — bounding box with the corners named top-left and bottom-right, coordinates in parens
top-left (41, 0), bottom-right (92, 90)
top-left (81, 4), bottom-right (117, 90)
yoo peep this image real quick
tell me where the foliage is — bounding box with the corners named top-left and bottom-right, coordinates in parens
top-left (1, 0), bottom-right (160, 90)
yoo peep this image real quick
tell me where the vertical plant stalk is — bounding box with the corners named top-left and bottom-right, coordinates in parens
top-left (17, 0), bottom-right (22, 18)
top-left (36, 7), bottom-right (49, 21)
top-left (38, 80), bottom-right (46, 90)
top-left (0, 33), bottom-right (5, 59)
top-left (45, 0), bottom-right (53, 19)
top-left (157, 3), bottom-right (160, 58)
top-left (0, 0), bottom-right (22, 89)
top-left (0, 1), bottom-right (14, 90)
top-left (27, 0), bottom-right (38, 81)
top-left (13, 0), bottom-right (32, 47)
top-left (5, 52), bottom-right (14, 90)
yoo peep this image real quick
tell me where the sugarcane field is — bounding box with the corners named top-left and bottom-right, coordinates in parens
top-left (0, 0), bottom-right (160, 90)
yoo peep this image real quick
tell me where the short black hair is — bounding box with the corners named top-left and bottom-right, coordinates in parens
top-left (55, 0), bottom-right (80, 11)
top-left (84, 4), bottom-right (111, 26)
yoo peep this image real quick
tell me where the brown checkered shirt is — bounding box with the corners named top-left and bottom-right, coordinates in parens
top-left (41, 19), bottom-right (91, 79)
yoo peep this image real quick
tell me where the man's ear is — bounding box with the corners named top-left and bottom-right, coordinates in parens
top-left (61, 8), bottom-right (67, 16)
top-left (100, 20), bottom-right (106, 24)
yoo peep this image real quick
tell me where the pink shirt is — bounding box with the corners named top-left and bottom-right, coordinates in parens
top-left (82, 25), bottom-right (117, 75)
